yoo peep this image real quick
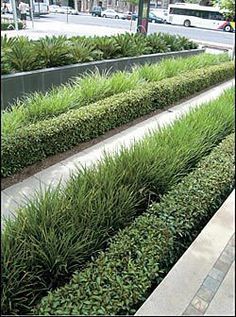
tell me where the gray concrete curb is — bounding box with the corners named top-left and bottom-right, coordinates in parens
top-left (190, 39), bottom-right (233, 50)
top-left (1, 79), bottom-right (234, 226)
top-left (135, 190), bottom-right (235, 316)
top-left (1, 48), bottom-right (204, 110)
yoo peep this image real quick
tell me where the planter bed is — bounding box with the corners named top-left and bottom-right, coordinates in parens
top-left (2, 88), bottom-right (234, 315)
top-left (1, 32), bottom-right (199, 109)
top-left (2, 53), bottom-right (229, 134)
top-left (35, 132), bottom-right (235, 315)
top-left (1, 49), bottom-right (204, 110)
top-left (1, 61), bottom-right (234, 177)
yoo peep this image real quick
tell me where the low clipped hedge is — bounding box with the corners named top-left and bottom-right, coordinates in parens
top-left (1, 61), bottom-right (234, 177)
top-left (35, 133), bottom-right (235, 315)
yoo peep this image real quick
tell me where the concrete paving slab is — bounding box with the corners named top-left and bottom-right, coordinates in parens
top-left (196, 286), bottom-right (215, 303)
top-left (34, 162), bottom-right (76, 188)
top-left (205, 262), bottom-right (235, 316)
top-left (183, 305), bottom-right (203, 315)
top-left (60, 111), bottom-right (177, 177)
top-left (202, 276), bottom-right (221, 293)
top-left (1, 192), bottom-right (19, 226)
top-left (191, 296), bottom-right (209, 313)
top-left (135, 190), bottom-right (235, 316)
top-left (2, 176), bottom-right (47, 212)
top-left (208, 267), bottom-right (225, 282)
top-left (130, 110), bottom-right (177, 134)
top-left (1, 19), bottom-right (127, 40)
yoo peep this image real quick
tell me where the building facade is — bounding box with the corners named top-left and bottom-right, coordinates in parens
top-left (59, 0), bottom-right (212, 13)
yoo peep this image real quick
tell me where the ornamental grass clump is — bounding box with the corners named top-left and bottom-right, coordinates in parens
top-left (1, 87), bottom-right (234, 315)
top-left (1, 53), bottom-right (230, 136)
top-left (34, 132), bottom-right (234, 315)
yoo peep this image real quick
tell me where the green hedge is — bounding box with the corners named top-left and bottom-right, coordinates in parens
top-left (1, 61), bottom-right (234, 177)
top-left (35, 133), bottom-right (235, 315)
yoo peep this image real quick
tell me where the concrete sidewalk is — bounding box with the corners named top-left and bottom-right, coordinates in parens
top-left (135, 190), bottom-right (235, 316)
top-left (1, 18), bottom-right (128, 39)
top-left (1, 79), bottom-right (234, 224)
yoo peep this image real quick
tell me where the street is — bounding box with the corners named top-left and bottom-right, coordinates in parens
top-left (2, 12), bottom-right (234, 47)
top-left (45, 13), bottom-right (234, 46)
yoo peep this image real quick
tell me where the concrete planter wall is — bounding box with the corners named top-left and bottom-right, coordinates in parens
top-left (1, 48), bottom-right (205, 110)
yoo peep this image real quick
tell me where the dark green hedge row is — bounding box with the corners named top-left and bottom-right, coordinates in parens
top-left (35, 133), bottom-right (235, 315)
top-left (1, 62), bottom-right (234, 177)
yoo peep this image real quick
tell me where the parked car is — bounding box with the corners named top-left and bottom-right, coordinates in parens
top-left (49, 5), bottom-right (60, 13)
top-left (123, 11), bottom-right (132, 20)
top-left (101, 9), bottom-right (125, 19)
top-left (90, 6), bottom-right (104, 17)
top-left (131, 12), bottom-right (138, 21)
top-left (151, 9), bottom-right (169, 23)
top-left (148, 12), bottom-right (164, 23)
top-left (132, 12), bottom-right (164, 23)
top-left (57, 6), bottom-right (78, 14)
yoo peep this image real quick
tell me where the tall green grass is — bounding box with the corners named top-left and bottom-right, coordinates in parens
top-left (1, 53), bottom-right (230, 136)
top-left (34, 133), bottom-right (235, 316)
top-left (1, 87), bottom-right (234, 315)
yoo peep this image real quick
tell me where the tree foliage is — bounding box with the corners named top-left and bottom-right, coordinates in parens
top-left (125, 0), bottom-right (138, 6)
top-left (213, 0), bottom-right (235, 16)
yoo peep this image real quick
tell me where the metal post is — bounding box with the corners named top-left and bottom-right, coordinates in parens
top-left (137, 0), bottom-right (150, 35)
top-left (129, 15), bottom-right (133, 32)
top-left (11, 0), bottom-right (18, 30)
top-left (232, 39), bottom-right (235, 60)
top-left (74, 0), bottom-right (78, 12)
top-left (29, 0), bottom-right (34, 28)
top-left (38, 0), bottom-right (40, 18)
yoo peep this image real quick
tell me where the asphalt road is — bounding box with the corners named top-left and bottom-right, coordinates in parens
top-left (44, 13), bottom-right (234, 46)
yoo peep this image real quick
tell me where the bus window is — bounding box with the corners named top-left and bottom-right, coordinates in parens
top-left (209, 11), bottom-right (224, 20)
top-left (201, 11), bottom-right (210, 19)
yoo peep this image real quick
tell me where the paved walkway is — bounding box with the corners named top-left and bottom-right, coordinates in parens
top-left (135, 189), bottom-right (235, 316)
top-left (1, 18), bottom-right (128, 39)
top-left (1, 79), bottom-right (234, 224)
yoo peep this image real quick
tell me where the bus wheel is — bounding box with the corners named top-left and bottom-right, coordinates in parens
top-left (224, 25), bottom-right (232, 32)
top-left (184, 19), bottom-right (191, 27)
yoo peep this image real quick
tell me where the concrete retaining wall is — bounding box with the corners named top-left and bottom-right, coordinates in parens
top-left (1, 48), bottom-right (205, 110)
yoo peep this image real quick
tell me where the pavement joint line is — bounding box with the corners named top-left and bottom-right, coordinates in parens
top-left (1, 79), bottom-right (234, 223)
top-left (182, 233), bottom-right (235, 316)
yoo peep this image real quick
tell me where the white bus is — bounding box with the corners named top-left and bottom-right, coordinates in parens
top-left (168, 3), bottom-right (235, 32)
top-left (30, 0), bottom-right (50, 16)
